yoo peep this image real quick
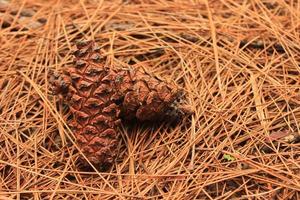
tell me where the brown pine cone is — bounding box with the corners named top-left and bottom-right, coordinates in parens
top-left (104, 66), bottom-right (189, 121)
top-left (50, 40), bottom-right (192, 166)
top-left (50, 41), bottom-right (121, 166)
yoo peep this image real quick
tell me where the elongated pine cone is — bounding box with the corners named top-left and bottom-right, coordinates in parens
top-left (50, 40), bottom-right (192, 166)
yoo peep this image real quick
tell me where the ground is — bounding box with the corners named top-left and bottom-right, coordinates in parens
top-left (0, 0), bottom-right (300, 199)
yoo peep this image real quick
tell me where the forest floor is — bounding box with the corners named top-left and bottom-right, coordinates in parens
top-left (0, 0), bottom-right (300, 199)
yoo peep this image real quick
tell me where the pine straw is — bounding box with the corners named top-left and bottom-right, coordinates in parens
top-left (0, 0), bottom-right (300, 199)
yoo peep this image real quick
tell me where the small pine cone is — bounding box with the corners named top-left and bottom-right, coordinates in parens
top-left (50, 40), bottom-right (192, 166)
top-left (106, 67), bottom-right (188, 121)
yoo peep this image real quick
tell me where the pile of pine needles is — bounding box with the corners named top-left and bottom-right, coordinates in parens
top-left (1, 0), bottom-right (300, 199)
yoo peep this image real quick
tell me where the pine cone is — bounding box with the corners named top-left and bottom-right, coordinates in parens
top-left (50, 40), bottom-right (192, 166)
top-left (50, 41), bottom-right (121, 166)
top-left (104, 66), bottom-right (188, 121)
